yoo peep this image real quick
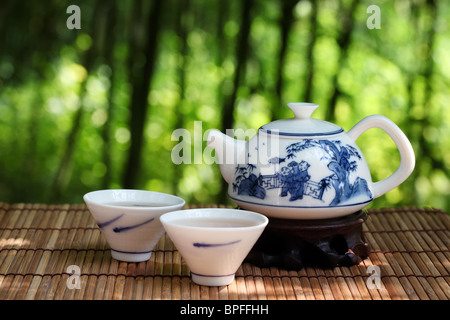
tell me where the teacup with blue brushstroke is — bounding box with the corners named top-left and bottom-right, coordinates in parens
top-left (160, 208), bottom-right (268, 286)
top-left (83, 189), bottom-right (185, 262)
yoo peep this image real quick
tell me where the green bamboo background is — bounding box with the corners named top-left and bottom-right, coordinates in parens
top-left (0, 0), bottom-right (448, 212)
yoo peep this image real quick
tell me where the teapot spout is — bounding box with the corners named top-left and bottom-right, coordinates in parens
top-left (206, 129), bottom-right (247, 184)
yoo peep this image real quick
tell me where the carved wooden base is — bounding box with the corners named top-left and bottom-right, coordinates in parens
top-left (245, 210), bottom-right (369, 270)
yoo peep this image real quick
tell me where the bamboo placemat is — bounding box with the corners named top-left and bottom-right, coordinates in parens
top-left (0, 202), bottom-right (448, 300)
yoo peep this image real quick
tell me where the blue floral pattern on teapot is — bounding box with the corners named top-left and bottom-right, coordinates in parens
top-left (231, 139), bottom-right (372, 207)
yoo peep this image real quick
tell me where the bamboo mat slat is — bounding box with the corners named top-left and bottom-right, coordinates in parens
top-left (0, 202), bottom-right (448, 300)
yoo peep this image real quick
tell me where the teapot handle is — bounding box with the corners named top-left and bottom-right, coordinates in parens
top-left (347, 115), bottom-right (415, 199)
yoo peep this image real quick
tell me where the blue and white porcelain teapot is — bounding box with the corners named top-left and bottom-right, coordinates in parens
top-left (207, 103), bottom-right (415, 219)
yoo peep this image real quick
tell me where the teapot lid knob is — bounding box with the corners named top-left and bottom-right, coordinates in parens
top-left (287, 102), bottom-right (319, 119)
top-left (260, 101), bottom-right (341, 135)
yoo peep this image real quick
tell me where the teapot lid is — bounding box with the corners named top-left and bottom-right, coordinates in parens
top-left (259, 102), bottom-right (344, 137)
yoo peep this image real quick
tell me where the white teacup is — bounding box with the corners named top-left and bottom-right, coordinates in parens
top-left (160, 208), bottom-right (269, 286)
top-left (83, 189), bottom-right (185, 262)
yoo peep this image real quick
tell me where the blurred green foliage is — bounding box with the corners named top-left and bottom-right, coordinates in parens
top-left (0, 0), bottom-right (449, 212)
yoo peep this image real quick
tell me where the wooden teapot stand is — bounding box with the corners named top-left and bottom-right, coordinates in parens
top-left (245, 210), bottom-right (369, 270)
